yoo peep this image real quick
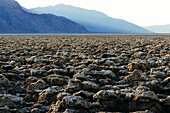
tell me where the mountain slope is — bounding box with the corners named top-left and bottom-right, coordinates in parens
top-left (0, 0), bottom-right (88, 33)
top-left (31, 4), bottom-right (152, 34)
top-left (144, 24), bottom-right (170, 33)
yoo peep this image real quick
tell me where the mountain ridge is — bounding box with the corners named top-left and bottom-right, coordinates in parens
top-left (31, 4), bottom-right (152, 34)
top-left (0, 1), bottom-right (88, 33)
top-left (144, 24), bottom-right (170, 33)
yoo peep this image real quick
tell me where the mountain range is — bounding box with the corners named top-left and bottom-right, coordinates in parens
top-left (30, 4), bottom-right (152, 34)
top-left (144, 24), bottom-right (170, 33)
top-left (0, 0), bottom-right (152, 34)
top-left (0, 0), bottom-right (87, 33)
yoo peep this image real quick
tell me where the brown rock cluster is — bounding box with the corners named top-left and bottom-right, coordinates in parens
top-left (0, 34), bottom-right (169, 113)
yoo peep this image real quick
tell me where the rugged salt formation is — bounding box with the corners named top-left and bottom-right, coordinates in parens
top-left (0, 35), bottom-right (169, 113)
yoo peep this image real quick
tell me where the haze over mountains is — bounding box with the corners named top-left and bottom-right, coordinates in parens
top-left (0, 0), bottom-right (87, 33)
top-left (0, 0), bottom-right (152, 33)
top-left (144, 24), bottom-right (170, 33)
top-left (30, 4), bottom-right (152, 34)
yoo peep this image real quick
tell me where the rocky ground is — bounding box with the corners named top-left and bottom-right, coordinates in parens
top-left (0, 34), bottom-right (169, 113)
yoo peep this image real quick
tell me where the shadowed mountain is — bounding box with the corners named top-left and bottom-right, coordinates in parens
top-left (31, 4), bottom-right (152, 34)
top-left (144, 24), bottom-right (170, 33)
top-left (0, 0), bottom-right (88, 33)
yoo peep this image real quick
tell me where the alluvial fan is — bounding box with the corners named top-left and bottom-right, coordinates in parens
top-left (0, 34), bottom-right (169, 113)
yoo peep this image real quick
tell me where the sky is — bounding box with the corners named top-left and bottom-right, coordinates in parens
top-left (16, 0), bottom-right (170, 26)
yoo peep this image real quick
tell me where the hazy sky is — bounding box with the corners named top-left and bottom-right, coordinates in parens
top-left (16, 0), bottom-right (170, 26)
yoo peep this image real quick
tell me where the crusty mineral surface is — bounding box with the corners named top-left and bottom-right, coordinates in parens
top-left (0, 34), bottom-right (169, 113)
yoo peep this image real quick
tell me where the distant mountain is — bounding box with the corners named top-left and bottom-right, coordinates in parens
top-left (31, 4), bottom-right (152, 34)
top-left (144, 24), bottom-right (170, 33)
top-left (0, 0), bottom-right (88, 33)
top-left (21, 6), bottom-right (35, 14)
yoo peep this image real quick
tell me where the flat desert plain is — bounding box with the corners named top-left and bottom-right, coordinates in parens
top-left (0, 34), bottom-right (169, 113)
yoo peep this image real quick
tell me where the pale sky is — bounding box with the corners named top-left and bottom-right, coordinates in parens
top-left (16, 0), bottom-right (170, 26)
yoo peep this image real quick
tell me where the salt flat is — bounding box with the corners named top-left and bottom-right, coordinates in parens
top-left (0, 34), bottom-right (169, 112)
